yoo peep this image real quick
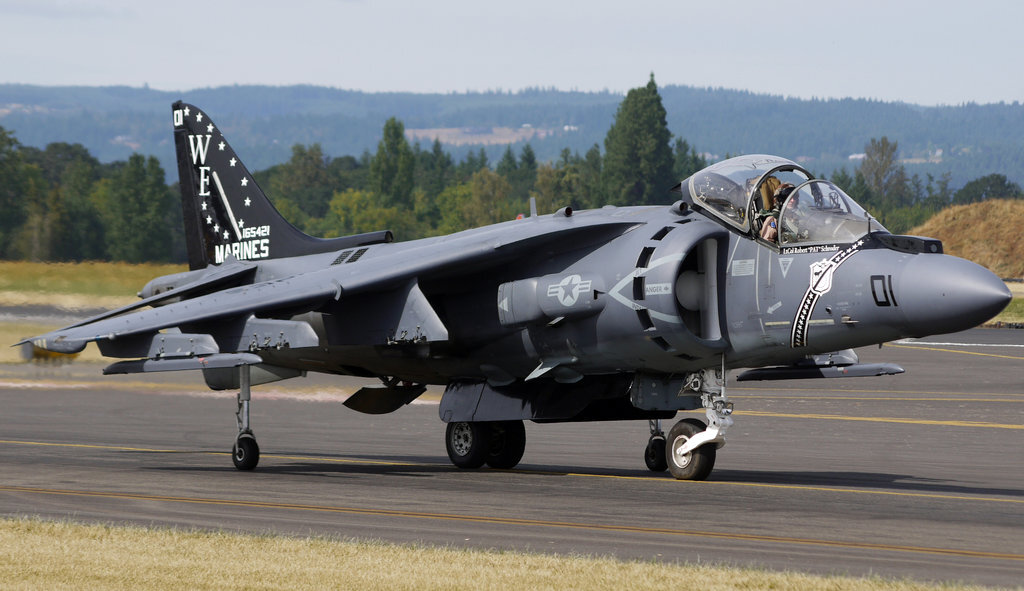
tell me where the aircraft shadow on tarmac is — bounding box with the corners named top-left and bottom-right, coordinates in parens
top-left (132, 450), bottom-right (1024, 498)
top-left (711, 469), bottom-right (1024, 498)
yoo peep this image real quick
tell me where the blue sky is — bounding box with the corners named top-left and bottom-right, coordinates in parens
top-left (2, 0), bottom-right (1021, 106)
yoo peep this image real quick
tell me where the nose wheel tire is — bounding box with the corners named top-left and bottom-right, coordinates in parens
top-left (666, 418), bottom-right (716, 480)
top-left (232, 434), bottom-right (260, 470)
top-left (644, 435), bottom-right (668, 472)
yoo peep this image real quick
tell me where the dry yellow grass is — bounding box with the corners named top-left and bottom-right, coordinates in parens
top-left (0, 518), bottom-right (996, 591)
top-left (910, 199), bottom-right (1024, 278)
top-left (0, 261), bottom-right (186, 309)
top-left (0, 322), bottom-right (106, 364)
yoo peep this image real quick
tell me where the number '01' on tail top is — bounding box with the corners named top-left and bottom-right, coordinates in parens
top-left (171, 101), bottom-right (391, 270)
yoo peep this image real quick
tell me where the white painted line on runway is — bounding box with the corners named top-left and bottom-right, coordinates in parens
top-left (895, 339), bottom-right (1024, 348)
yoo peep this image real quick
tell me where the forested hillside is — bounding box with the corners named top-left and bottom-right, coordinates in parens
top-left (1, 79), bottom-right (1021, 267)
top-left (3, 83), bottom-right (1023, 188)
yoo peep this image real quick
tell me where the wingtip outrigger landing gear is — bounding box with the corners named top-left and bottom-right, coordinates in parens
top-left (664, 366), bottom-right (734, 481)
top-left (232, 364), bottom-right (260, 470)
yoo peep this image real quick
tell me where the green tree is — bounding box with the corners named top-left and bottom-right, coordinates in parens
top-left (602, 74), bottom-right (675, 206)
top-left (318, 188), bottom-right (419, 239)
top-left (96, 154), bottom-right (175, 262)
top-left (858, 137), bottom-right (912, 209)
top-left (496, 146), bottom-right (518, 179)
top-left (578, 144), bottom-right (604, 208)
top-left (456, 148), bottom-right (489, 183)
top-left (415, 139), bottom-right (453, 202)
top-left (953, 173), bottom-right (1023, 204)
top-left (369, 118), bottom-right (415, 208)
top-left (434, 182), bottom-right (474, 235)
top-left (463, 169), bottom-right (518, 228)
top-left (514, 144), bottom-right (538, 199)
top-left (268, 144), bottom-right (334, 219)
top-left (0, 126), bottom-right (33, 258)
top-left (49, 158), bottom-right (106, 261)
top-left (672, 138), bottom-right (706, 182)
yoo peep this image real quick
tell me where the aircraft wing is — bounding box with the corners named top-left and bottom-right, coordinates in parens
top-left (25, 215), bottom-right (638, 360)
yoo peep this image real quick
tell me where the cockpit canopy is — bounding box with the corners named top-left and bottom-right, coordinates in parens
top-left (683, 154), bottom-right (885, 246)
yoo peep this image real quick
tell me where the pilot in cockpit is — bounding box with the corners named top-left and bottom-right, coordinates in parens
top-left (758, 183), bottom-right (794, 242)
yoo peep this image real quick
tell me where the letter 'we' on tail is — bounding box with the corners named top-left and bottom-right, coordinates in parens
top-left (171, 101), bottom-right (391, 270)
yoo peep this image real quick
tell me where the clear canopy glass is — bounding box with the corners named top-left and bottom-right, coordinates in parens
top-left (685, 154), bottom-right (882, 246)
top-left (778, 180), bottom-right (878, 245)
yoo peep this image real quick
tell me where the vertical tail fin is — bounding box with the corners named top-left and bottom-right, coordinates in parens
top-left (172, 101), bottom-right (392, 270)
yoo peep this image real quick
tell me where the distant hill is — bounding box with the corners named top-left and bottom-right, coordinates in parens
top-left (910, 200), bottom-right (1024, 278)
top-left (2, 84), bottom-right (1023, 188)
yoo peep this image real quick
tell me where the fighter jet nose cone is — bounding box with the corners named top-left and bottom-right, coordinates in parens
top-left (898, 255), bottom-right (1012, 337)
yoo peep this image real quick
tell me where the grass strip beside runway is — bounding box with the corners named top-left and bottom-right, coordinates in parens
top-left (0, 517), bottom-right (995, 591)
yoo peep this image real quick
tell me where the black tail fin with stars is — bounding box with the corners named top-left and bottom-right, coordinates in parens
top-left (172, 101), bottom-right (392, 270)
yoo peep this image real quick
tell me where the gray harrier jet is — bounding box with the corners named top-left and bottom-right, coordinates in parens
top-left (23, 102), bottom-right (1012, 480)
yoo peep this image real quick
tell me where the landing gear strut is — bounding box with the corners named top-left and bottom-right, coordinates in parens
top-left (662, 366), bottom-right (734, 481)
top-left (232, 364), bottom-right (259, 470)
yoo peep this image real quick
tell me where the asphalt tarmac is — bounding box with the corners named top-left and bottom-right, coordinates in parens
top-left (1, 328), bottom-right (1021, 587)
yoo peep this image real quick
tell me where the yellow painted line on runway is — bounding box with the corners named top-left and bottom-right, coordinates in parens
top-left (887, 343), bottom-right (1024, 360)
top-left (0, 440), bottom-right (428, 467)
top-left (1, 485), bottom-right (1021, 562)
top-left (0, 439), bottom-right (182, 453)
top-left (737, 410), bottom-right (1024, 429)
top-left (4, 438), bottom-right (1022, 506)
top-left (559, 473), bottom-right (1024, 504)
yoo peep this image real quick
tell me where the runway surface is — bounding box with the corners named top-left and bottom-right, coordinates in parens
top-left (1, 328), bottom-right (1022, 587)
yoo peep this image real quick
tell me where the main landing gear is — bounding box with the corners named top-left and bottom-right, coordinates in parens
top-left (232, 364), bottom-right (259, 470)
top-left (445, 420), bottom-right (527, 470)
top-left (645, 367), bottom-right (734, 481)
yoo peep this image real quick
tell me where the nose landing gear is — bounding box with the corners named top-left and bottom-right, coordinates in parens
top-left (646, 366), bottom-right (733, 481)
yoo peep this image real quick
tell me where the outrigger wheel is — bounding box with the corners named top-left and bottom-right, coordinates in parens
top-left (232, 434), bottom-right (259, 470)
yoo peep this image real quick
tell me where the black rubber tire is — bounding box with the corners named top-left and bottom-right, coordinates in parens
top-left (485, 421), bottom-right (526, 469)
top-left (445, 421), bottom-right (489, 469)
top-left (666, 418), bottom-right (716, 480)
top-left (232, 434), bottom-right (260, 470)
top-left (644, 435), bottom-right (668, 472)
